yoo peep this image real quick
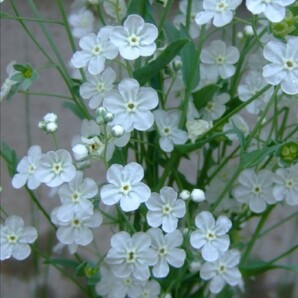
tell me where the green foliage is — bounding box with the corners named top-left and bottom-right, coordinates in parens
top-left (133, 39), bottom-right (189, 85)
top-left (0, 142), bottom-right (18, 177)
top-left (11, 63), bottom-right (39, 90)
top-left (192, 84), bottom-right (220, 111)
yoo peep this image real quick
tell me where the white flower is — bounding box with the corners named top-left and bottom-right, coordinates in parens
top-left (190, 211), bottom-right (231, 262)
top-left (273, 163), bottom-right (298, 205)
top-left (95, 265), bottom-right (144, 298)
top-left (12, 145), bottom-right (43, 190)
top-left (68, 8), bottom-right (95, 39)
top-left (0, 215), bottom-right (37, 261)
top-left (137, 280), bottom-right (161, 298)
top-left (105, 231), bottom-right (158, 280)
top-left (263, 37), bottom-right (298, 95)
top-left (186, 119), bottom-right (212, 143)
top-left (195, 0), bottom-right (242, 27)
top-left (174, 0), bottom-right (203, 38)
top-left (35, 149), bottom-right (76, 187)
top-left (180, 189), bottom-right (191, 200)
top-left (80, 67), bottom-right (116, 109)
top-left (100, 162), bottom-right (151, 212)
top-left (153, 109), bottom-right (188, 153)
top-left (147, 228), bottom-right (186, 278)
top-left (246, 0), bottom-right (295, 23)
top-left (223, 114), bottom-right (249, 141)
top-left (56, 171), bottom-right (98, 222)
top-left (200, 93), bottom-right (230, 121)
top-left (110, 14), bottom-right (158, 60)
top-left (233, 169), bottom-right (276, 213)
top-left (238, 70), bottom-right (274, 114)
top-left (0, 60), bottom-right (18, 102)
top-left (103, 0), bottom-right (127, 21)
top-left (71, 26), bottom-right (118, 75)
top-left (51, 208), bottom-right (102, 251)
top-left (201, 40), bottom-right (240, 80)
top-left (39, 112), bottom-right (59, 133)
top-left (146, 186), bottom-right (186, 233)
top-left (103, 78), bottom-right (158, 132)
top-left (200, 249), bottom-right (242, 294)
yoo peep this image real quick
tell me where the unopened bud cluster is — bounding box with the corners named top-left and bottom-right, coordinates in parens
top-left (38, 113), bottom-right (58, 133)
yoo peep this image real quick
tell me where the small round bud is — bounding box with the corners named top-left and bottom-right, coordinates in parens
top-left (237, 32), bottom-right (244, 39)
top-left (190, 188), bottom-right (205, 202)
top-left (46, 122), bottom-right (58, 133)
top-left (96, 107), bottom-right (107, 117)
top-left (164, 294), bottom-right (172, 298)
top-left (43, 112), bottom-right (57, 123)
top-left (104, 112), bottom-right (114, 123)
top-left (111, 125), bottom-right (125, 138)
top-left (38, 121), bottom-right (46, 129)
top-left (244, 25), bottom-right (254, 36)
top-left (189, 261), bottom-right (202, 273)
top-left (180, 190), bottom-right (190, 200)
top-left (96, 116), bottom-right (105, 125)
top-left (72, 144), bottom-right (89, 161)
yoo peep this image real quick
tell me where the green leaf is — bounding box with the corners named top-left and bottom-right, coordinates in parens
top-left (179, 25), bottom-right (200, 89)
top-left (62, 102), bottom-right (85, 120)
top-left (192, 84), bottom-right (219, 111)
top-left (164, 21), bottom-right (181, 43)
top-left (44, 258), bottom-right (80, 269)
top-left (10, 73), bottom-right (24, 82)
top-left (241, 144), bottom-right (281, 168)
top-left (0, 142), bottom-right (18, 176)
top-left (13, 64), bottom-right (25, 71)
top-left (133, 39), bottom-right (189, 85)
top-left (127, 0), bottom-right (146, 16)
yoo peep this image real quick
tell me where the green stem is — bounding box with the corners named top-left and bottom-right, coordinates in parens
top-left (185, 0), bottom-right (192, 32)
top-left (241, 205), bottom-right (275, 265)
top-left (1, 14), bottom-right (64, 24)
top-left (19, 90), bottom-right (73, 100)
top-left (269, 244), bottom-right (298, 264)
top-left (157, 0), bottom-right (174, 37)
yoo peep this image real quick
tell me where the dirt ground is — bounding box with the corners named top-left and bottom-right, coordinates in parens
top-left (1, 1), bottom-right (297, 298)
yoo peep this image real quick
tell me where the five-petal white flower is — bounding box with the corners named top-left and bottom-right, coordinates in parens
top-left (103, 78), bottom-right (158, 132)
top-left (0, 215), bottom-right (38, 261)
top-left (146, 186), bottom-right (186, 233)
top-left (71, 26), bottom-right (118, 75)
top-left (110, 14), bottom-right (158, 60)
top-left (100, 162), bottom-right (151, 212)
top-left (190, 211), bottom-right (232, 262)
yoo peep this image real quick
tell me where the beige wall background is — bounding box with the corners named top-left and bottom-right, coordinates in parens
top-left (1, 1), bottom-right (297, 298)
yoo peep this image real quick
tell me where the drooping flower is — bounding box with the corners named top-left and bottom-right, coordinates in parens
top-left (105, 231), bottom-right (158, 280)
top-left (153, 109), bottom-right (188, 152)
top-left (147, 228), bottom-right (186, 278)
top-left (246, 0), bottom-right (295, 23)
top-left (200, 249), bottom-right (242, 294)
top-left (190, 211), bottom-right (232, 262)
top-left (103, 78), bottom-right (158, 132)
top-left (200, 40), bottom-right (240, 80)
top-left (100, 162), bottom-right (151, 212)
top-left (35, 149), bottom-right (76, 188)
top-left (71, 26), bottom-right (118, 75)
top-left (80, 67), bottom-right (117, 109)
top-left (233, 169), bottom-right (276, 213)
top-left (12, 145), bottom-right (43, 190)
top-left (195, 0), bottom-right (242, 27)
top-left (146, 186), bottom-right (186, 233)
top-left (110, 14), bottom-right (158, 60)
top-left (263, 37), bottom-right (298, 95)
top-left (0, 215), bottom-right (38, 261)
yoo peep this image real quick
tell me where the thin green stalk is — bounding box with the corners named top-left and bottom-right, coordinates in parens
top-left (241, 205), bottom-right (275, 265)
top-left (269, 244), bottom-right (298, 264)
top-left (258, 211), bottom-right (298, 238)
top-left (26, 188), bottom-right (57, 230)
top-left (157, 0), bottom-right (174, 36)
top-left (185, 0), bottom-right (193, 32)
top-left (1, 14), bottom-right (64, 25)
top-left (19, 90), bottom-right (73, 100)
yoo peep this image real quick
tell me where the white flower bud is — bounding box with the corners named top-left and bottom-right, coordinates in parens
top-left (38, 121), bottom-right (46, 129)
top-left (180, 189), bottom-right (190, 200)
top-left (164, 294), bottom-right (172, 298)
top-left (111, 124), bottom-right (125, 138)
top-left (72, 143), bottom-right (89, 161)
top-left (43, 112), bottom-right (57, 123)
top-left (46, 122), bottom-right (58, 133)
top-left (104, 112), bottom-right (114, 123)
top-left (96, 107), bottom-right (107, 117)
top-left (190, 188), bottom-right (205, 202)
top-left (189, 261), bottom-right (202, 273)
top-left (244, 25), bottom-right (254, 36)
top-left (237, 32), bottom-right (244, 39)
